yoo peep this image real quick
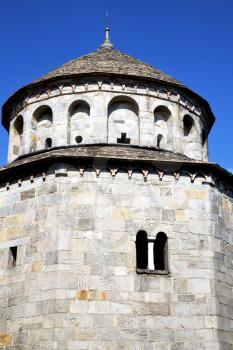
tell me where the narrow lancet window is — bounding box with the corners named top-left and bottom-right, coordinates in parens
top-left (202, 130), bottom-right (207, 147)
top-left (154, 232), bottom-right (168, 270)
top-left (8, 246), bottom-right (18, 268)
top-left (136, 231), bottom-right (148, 269)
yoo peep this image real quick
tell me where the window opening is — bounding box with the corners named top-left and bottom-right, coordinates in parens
top-left (157, 134), bottom-right (163, 148)
top-left (117, 133), bottom-right (130, 144)
top-left (154, 232), bottom-right (168, 270)
top-left (183, 115), bottom-right (194, 137)
top-left (45, 138), bottom-right (52, 148)
top-left (202, 130), bottom-right (207, 146)
top-left (136, 231), bottom-right (148, 269)
top-left (8, 246), bottom-right (18, 268)
top-left (75, 136), bottom-right (83, 144)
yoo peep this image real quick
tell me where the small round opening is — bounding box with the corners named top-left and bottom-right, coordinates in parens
top-left (45, 138), bottom-right (52, 149)
top-left (75, 136), bottom-right (83, 144)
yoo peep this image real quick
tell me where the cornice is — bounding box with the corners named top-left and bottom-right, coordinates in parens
top-left (2, 74), bottom-right (214, 133)
top-left (0, 145), bottom-right (232, 198)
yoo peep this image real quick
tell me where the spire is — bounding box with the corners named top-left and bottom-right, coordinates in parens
top-left (100, 11), bottom-right (114, 49)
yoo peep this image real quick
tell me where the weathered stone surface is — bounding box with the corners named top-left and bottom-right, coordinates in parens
top-left (0, 333), bottom-right (12, 346)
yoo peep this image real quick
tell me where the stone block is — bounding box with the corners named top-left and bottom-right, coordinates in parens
top-left (186, 190), bottom-right (208, 200)
top-left (46, 251), bottom-right (58, 265)
top-left (175, 209), bottom-right (188, 221)
top-left (188, 279), bottom-right (211, 294)
top-left (0, 333), bottom-right (12, 346)
top-left (133, 302), bottom-right (170, 316)
top-left (70, 300), bottom-right (88, 314)
top-left (173, 279), bottom-right (188, 294)
top-left (178, 294), bottom-right (195, 302)
top-left (76, 290), bottom-right (107, 301)
top-left (88, 301), bottom-right (110, 314)
top-left (112, 207), bottom-right (131, 219)
top-left (78, 218), bottom-right (95, 230)
top-left (162, 209), bottom-right (175, 221)
top-left (20, 189), bottom-right (35, 201)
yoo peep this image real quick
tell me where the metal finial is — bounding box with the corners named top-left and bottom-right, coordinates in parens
top-left (100, 10), bottom-right (114, 49)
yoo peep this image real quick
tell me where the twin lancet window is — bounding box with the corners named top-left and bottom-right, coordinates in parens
top-left (136, 231), bottom-right (168, 274)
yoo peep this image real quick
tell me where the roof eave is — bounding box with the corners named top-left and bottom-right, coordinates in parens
top-left (0, 147), bottom-right (231, 188)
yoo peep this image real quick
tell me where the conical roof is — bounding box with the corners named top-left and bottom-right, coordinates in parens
top-left (34, 23), bottom-right (184, 86)
top-left (34, 46), bottom-right (183, 87)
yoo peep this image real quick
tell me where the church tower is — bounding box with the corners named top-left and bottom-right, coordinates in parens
top-left (0, 29), bottom-right (232, 349)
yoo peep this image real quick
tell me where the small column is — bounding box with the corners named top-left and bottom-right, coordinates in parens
top-left (147, 241), bottom-right (154, 270)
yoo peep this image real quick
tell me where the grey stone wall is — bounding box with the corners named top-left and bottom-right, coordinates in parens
top-left (0, 163), bottom-right (231, 349)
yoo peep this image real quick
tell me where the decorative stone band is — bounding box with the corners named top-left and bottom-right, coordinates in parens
top-left (3, 76), bottom-right (211, 132)
top-left (0, 146), bottom-right (232, 197)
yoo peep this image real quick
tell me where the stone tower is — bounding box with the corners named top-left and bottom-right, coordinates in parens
top-left (0, 29), bottom-right (232, 350)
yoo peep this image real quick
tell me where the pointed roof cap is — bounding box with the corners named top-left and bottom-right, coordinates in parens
top-left (100, 13), bottom-right (114, 49)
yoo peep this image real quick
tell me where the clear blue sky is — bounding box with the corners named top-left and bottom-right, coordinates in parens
top-left (0, 0), bottom-right (232, 170)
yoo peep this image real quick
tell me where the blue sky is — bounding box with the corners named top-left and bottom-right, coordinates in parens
top-left (0, 0), bottom-right (232, 170)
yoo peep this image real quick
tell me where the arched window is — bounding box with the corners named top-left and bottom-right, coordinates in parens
top-left (31, 106), bottom-right (53, 151)
top-left (13, 115), bottom-right (24, 156)
top-left (183, 114), bottom-right (199, 158)
top-left (154, 106), bottom-right (171, 149)
top-left (45, 138), bottom-right (52, 148)
top-left (154, 232), bottom-right (168, 271)
top-left (14, 115), bottom-right (24, 135)
top-left (108, 96), bottom-right (139, 144)
top-left (183, 115), bottom-right (194, 137)
top-left (68, 100), bottom-right (90, 144)
top-left (33, 105), bottom-right (53, 128)
top-left (136, 231), bottom-right (148, 269)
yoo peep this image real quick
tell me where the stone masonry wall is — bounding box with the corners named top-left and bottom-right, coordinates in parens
top-left (210, 187), bottom-right (233, 349)
top-left (0, 164), bottom-right (231, 349)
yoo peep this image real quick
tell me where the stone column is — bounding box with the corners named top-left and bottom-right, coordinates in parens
top-left (147, 241), bottom-right (154, 270)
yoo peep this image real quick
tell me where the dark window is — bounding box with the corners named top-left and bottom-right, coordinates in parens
top-left (183, 115), bottom-right (194, 137)
top-left (8, 246), bottom-right (17, 268)
top-left (117, 133), bottom-right (130, 144)
top-left (45, 138), bottom-right (52, 148)
top-left (202, 130), bottom-right (207, 146)
top-left (33, 105), bottom-right (53, 126)
top-left (14, 115), bottom-right (24, 136)
top-left (154, 106), bottom-right (171, 123)
top-left (157, 134), bottom-right (163, 148)
top-left (136, 231), bottom-right (148, 269)
top-left (154, 232), bottom-right (168, 270)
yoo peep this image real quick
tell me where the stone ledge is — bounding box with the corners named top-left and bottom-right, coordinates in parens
top-left (136, 268), bottom-right (170, 275)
